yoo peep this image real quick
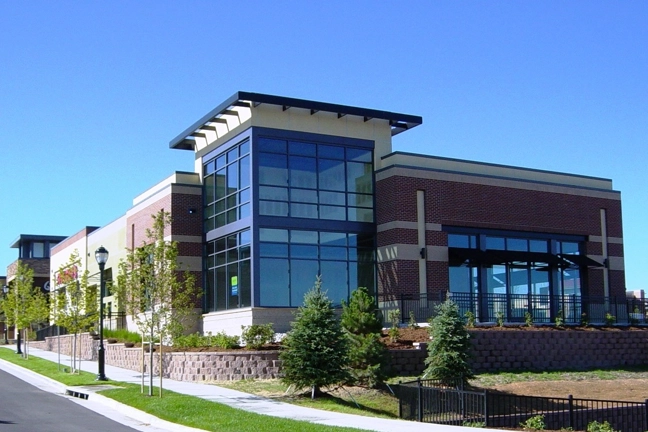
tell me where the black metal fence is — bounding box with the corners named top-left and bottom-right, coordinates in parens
top-left (378, 292), bottom-right (648, 327)
top-left (397, 379), bottom-right (648, 431)
top-left (35, 325), bottom-right (68, 341)
top-left (104, 310), bottom-right (127, 331)
top-left (34, 311), bottom-right (127, 341)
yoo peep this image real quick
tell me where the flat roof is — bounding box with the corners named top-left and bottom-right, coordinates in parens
top-left (10, 234), bottom-right (68, 248)
top-left (170, 91), bottom-right (423, 150)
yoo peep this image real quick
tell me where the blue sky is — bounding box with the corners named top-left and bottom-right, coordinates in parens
top-left (1, 1), bottom-right (646, 290)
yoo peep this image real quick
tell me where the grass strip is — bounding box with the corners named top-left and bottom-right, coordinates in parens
top-left (0, 348), bottom-right (365, 432)
top-left (0, 347), bottom-right (100, 386)
top-left (216, 379), bottom-right (399, 419)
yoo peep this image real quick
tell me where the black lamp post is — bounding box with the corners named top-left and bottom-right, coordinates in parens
top-left (95, 246), bottom-right (109, 381)
top-left (2, 285), bottom-right (8, 344)
top-left (13, 280), bottom-right (22, 355)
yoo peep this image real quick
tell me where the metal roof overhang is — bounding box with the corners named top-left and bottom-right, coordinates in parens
top-left (10, 234), bottom-right (67, 248)
top-left (448, 248), bottom-right (596, 268)
top-left (558, 253), bottom-right (604, 268)
top-left (169, 91), bottom-right (423, 150)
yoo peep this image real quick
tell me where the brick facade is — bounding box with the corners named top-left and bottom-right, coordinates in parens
top-left (376, 173), bottom-right (625, 298)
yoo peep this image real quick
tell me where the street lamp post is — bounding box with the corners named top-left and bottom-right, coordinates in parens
top-left (95, 246), bottom-right (109, 381)
top-left (13, 280), bottom-right (22, 355)
top-left (2, 285), bottom-right (9, 344)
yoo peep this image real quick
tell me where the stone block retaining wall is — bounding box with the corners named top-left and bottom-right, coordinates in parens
top-left (31, 329), bottom-right (648, 381)
top-left (386, 329), bottom-right (648, 375)
top-left (469, 329), bottom-right (648, 373)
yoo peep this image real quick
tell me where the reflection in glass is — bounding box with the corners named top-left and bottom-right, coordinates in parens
top-left (321, 261), bottom-right (348, 305)
top-left (259, 153), bottom-right (288, 186)
top-left (260, 258), bottom-right (289, 306)
top-left (319, 159), bottom-right (345, 191)
top-left (290, 259), bottom-right (319, 306)
top-left (289, 156), bottom-right (317, 188)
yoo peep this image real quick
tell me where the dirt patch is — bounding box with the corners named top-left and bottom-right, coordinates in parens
top-left (483, 378), bottom-right (648, 402)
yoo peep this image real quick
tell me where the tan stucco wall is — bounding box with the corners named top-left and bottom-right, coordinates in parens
top-left (194, 103), bottom-right (394, 172)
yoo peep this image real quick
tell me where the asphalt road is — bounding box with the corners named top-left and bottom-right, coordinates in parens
top-left (0, 368), bottom-right (140, 432)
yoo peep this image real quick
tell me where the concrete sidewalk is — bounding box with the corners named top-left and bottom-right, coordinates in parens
top-left (0, 345), bottom-right (497, 432)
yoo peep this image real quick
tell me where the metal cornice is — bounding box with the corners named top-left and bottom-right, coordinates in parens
top-left (169, 91), bottom-right (423, 150)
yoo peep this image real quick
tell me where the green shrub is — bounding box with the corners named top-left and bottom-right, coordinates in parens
top-left (520, 414), bottom-right (545, 430)
top-left (605, 312), bottom-right (615, 326)
top-left (173, 332), bottom-right (203, 348)
top-left (173, 331), bottom-right (239, 349)
top-left (424, 298), bottom-right (474, 387)
top-left (524, 311), bottom-right (533, 327)
top-left (465, 311), bottom-right (475, 328)
top-left (240, 324), bottom-right (275, 350)
top-left (279, 276), bottom-right (349, 398)
top-left (555, 309), bottom-right (564, 327)
top-left (462, 421), bottom-right (485, 428)
top-left (211, 331), bottom-right (240, 349)
top-left (103, 328), bottom-right (142, 344)
top-left (587, 420), bottom-right (617, 432)
top-left (580, 312), bottom-right (589, 327)
top-left (280, 276), bottom-right (349, 398)
top-left (495, 311), bottom-right (504, 327)
top-left (388, 309), bottom-right (400, 342)
top-left (341, 287), bottom-right (388, 387)
top-left (407, 310), bottom-right (419, 329)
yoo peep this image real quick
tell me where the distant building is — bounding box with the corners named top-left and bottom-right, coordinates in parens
top-left (5, 234), bottom-right (66, 339)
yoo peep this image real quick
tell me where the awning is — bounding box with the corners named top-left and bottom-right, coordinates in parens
top-left (558, 254), bottom-right (604, 268)
top-left (448, 248), bottom-right (601, 268)
top-left (448, 248), bottom-right (485, 266)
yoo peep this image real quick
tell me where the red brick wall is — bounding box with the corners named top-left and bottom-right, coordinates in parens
top-left (377, 176), bottom-right (623, 238)
top-left (52, 227), bottom-right (98, 253)
top-left (126, 191), bottom-right (202, 249)
top-left (376, 174), bottom-right (625, 297)
top-left (126, 188), bottom-right (204, 303)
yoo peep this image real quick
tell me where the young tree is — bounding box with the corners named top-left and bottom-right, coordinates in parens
top-left (1, 260), bottom-right (49, 359)
top-left (52, 250), bottom-right (98, 373)
top-left (280, 276), bottom-right (349, 399)
top-left (423, 297), bottom-right (474, 387)
top-left (115, 209), bottom-right (199, 396)
top-left (341, 286), bottom-right (388, 387)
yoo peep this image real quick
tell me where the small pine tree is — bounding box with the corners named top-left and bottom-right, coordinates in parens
top-left (280, 276), bottom-right (349, 399)
top-left (423, 298), bottom-right (474, 387)
top-left (341, 287), bottom-right (388, 387)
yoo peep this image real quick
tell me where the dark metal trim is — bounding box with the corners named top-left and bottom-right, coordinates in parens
top-left (170, 91), bottom-right (422, 150)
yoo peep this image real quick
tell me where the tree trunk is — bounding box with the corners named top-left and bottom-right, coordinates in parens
top-left (311, 385), bottom-right (322, 399)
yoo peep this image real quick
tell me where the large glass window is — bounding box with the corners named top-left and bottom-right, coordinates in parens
top-left (205, 229), bottom-right (251, 312)
top-left (203, 140), bottom-right (251, 232)
top-left (259, 228), bottom-right (375, 307)
top-left (447, 228), bottom-right (588, 323)
top-left (258, 137), bottom-right (374, 223)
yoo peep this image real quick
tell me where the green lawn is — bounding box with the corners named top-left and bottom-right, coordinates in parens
top-left (215, 379), bottom-right (400, 419)
top-left (0, 348), bottom-right (366, 432)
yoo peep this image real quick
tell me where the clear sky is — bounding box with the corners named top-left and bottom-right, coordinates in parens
top-left (1, 1), bottom-right (646, 290)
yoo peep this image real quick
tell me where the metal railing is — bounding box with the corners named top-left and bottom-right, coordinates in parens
top-left (396, 379), bottom-right (648, 431)
top-left (104, 310), bottom-right (127, 331)
top-left (35, 311), bottom-right (127, 341)
top-left (377, 292), bottom-right (648, 326)
top-left (35, 325), bottom-right (68, 341)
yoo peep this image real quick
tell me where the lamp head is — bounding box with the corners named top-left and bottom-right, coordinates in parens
top-left (95, 246), bottom-right (109, 266)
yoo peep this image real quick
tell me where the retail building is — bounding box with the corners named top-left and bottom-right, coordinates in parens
top-left (47, 92), bottom-right (625, 334)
